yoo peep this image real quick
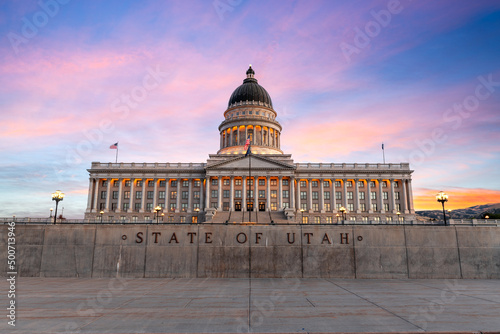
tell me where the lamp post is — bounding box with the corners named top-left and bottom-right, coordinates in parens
top-left (154, 206), bottom-right (162, 224)
top-left (485, 215), bottom-right (489, 219)
top-left (49, 208), bottom-right (53, 218)
top-left (336, 213), bottom-right (340, 224)
top-left (51, 190), bottom-right (65, 224)
top-left (161, 213), bottom-right (165, 223)
top-left (300, 208), bottom-right (305, 224)
top-left (339, 206), bottom-right (346, 225)
top-left (436, 191), bottom-right (449, 226)
top-left (194, 208), bottom-right (200, 224)
top-left (99, 210), bottom-right (104, 223)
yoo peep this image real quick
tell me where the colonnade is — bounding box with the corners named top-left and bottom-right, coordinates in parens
top-left (220, 125), bottom-right (280, 149)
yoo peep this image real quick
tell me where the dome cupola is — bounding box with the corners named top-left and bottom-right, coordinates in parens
top-left (227, 65), bottom-right (273, 109)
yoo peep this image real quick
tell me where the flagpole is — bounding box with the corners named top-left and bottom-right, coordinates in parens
top-left (249, 147), bottom-right (251, 223)
top-left (382, 143), bottom-right (385, 164)
top-left (115, 142), bottom-right (119, 163)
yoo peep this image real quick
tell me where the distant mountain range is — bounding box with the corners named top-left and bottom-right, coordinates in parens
top-left (416, 203), bottom-right (500, 221)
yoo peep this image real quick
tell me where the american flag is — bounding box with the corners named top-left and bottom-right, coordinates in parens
top-left (243, 136), bottom-right (250, 151)
top-left (110, 142), bottom-right (118, 149)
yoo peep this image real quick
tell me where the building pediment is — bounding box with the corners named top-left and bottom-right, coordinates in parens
top-left (206, 154), bottom-right (295, 171)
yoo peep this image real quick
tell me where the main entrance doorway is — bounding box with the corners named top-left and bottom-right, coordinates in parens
top-left (247, 201), bottom-right (254, 211)
top-left (235, 202), bottom-right (241, 211)
top-left (259, 202), bottom-right (266, 211)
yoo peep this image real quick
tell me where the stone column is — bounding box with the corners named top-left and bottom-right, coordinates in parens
top-left (230, 176), bottom-right (234, 211)
top-left (199, 179), bottom-right (204, 211)
top-left (308, 179), bottom-right (313, 212)
top-left (320, 179), bottom-right (325, 213)
top-left (278, 176), bottom-right (283, 210)
top-left (139, 180), bottom-right (146, 213)
top-left (354, 179), bottom-right (360, 213)
top-left (297, 179), bottom-right (301, 210)
top-left (390, 179), bottom-right (396, 213)
top-left (165, 178), bottom-right (170, 211)
top-left (205, 177), bottom-right (210, 210)
top-left (408, 179), bottom-right (415, 213)
top-left (266, 177), bottom-right (271, 211)
top-left (367, 179), bottom-right (372, 213)
top-left (379, 179), bottom-right (385, 213)
top-left (187, 178), bottom-right (192, 213)
top-left (86, 178), bottom-right (94, 212)
top-left (106, 179), bottom-right (111, 212)
top-left (217, 177), bottom-right (222, 211)
top-left (176, 179), bottom-right (181, 212)
top-left (343, 179), bottom-right (347, 207)
top-left (242, 176), bottom-right (247, 211)
top-left (128, 179), bottom-right (135, 213)
top-left (116, 178), bottom-right (123, 213)
top-left (402, 179), bottom-right (409, 214)
top-left (290, 177), bottom-right (295, 209)
top-left (332, 179), bottom-right (337, 213)
top-left (152, 178), bottom-right (158, 209)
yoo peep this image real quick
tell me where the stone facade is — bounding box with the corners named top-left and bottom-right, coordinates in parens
top-left (85, 66), bottom-right (415, 223)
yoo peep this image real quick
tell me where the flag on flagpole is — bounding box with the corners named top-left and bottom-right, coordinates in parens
top-left (110, 142), bottom-right (118, 149)
top-left (382, 143), bottom-right (384, 150)
top-left (245, 143), bottom-right (251, 157)
top-left (243, 136), bottom-right (250, 151)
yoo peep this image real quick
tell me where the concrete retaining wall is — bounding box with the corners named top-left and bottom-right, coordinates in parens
top-left (2, 224), bottom-right (499, 279)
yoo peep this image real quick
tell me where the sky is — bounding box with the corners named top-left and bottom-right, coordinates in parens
top-left (1, 0), bottom-right (500, 218)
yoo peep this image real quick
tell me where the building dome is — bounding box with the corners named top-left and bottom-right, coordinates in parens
top-left (227, 66), bottom-right (273, 108)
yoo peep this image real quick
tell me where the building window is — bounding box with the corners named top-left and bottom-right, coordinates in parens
top-left (146, 203), bottom-right (153, 211)
top-left (259, 179), bottom-right (265, 186)
top-left (396, 204), bottom-right (401, 211)
top-left (124, 191), bottom-right (130, 199)
top-left (358, 181), bottom-right (364, 188)
top-left (193, 203), bottom-right (200, 210)
top-left (182, 191), bottom-right (188, 199)
top-left (326, 216), bottom-right (332, 224)
top-left (302, 216), bottom-right (308, 224)
top-left (101, 191), bottom-right (107, 199)
top-left (346, 181), bottom-right (353, 187)
top-left (371, 192), bottom-right (376, 200)
top-left (271, 190), bottom-right (277, 198)
top-left (300, 203), bottom-right (307, 211)
top-left (123, 203), bottom-right (129, 211)
top-left (312, 180), bottom-right (318, 187)
top-left (283, 202), bottom-right (289, 209)
top-left (102, 180), bottom-right (108, 187)
top-left (192, 216), bottom-right (198, 224)
top-left (147, 191), bottom-right (154, 199)
top-left (235, 190), bottom-right (242, 198)
top-left (111, 203), bottom-right (117, 211)
top-left (348, 203), bottom-right (354, 211)
top-left (359, 192), bottom-right (365, 200)
top-left (395, 192), bottom-right (400, 200)
top-left (270, 179), bottom-right (277, 186)
top-left (223, 202), bottom-right (229, 211)
top-left (125, 180), bottom-right (131, 187)
top-left (258, 190), bottom-right (265, 198)
top-left (312, 203), bottom-right (319, 211)
top-left (371, 203), bottom-right (377, 211)
top-left (171, 180), bottom-right (177, 187)
top-left (192, 180), bottom-right (199, 187)
top-left (393, 181), bottom-right (399, 187)
top-left (300, 192), bottom-right (307, 200)
top-left (193, 191), bottom-right (200, 199)
top-left (159, 180), bottom-right (166, 187)
top-left (335, 181), bottom-right (341, 187)
top-left (382, 192), bottom-right (388, 200)
top-left (221, 190), bottom-right (228, 198)
top-left (336, 203), bottom-right (342, 211)
top-left (324, 191), bottom-right (330, 200)
top-left (112, 191), bottom-right (118, 199)
top-left (223, 179), bottom-right (230, 186)
top-left (235, 179), bottom-right (242, 186)
top-left (399, 215), bottom-right (404, 222)
top-left (384, 203), bottom-right (390, 211)
top-left (323, 181), bottom-right (330, 187)
top-left (312, 192), bottom-right (319, 200)
top-left (159, 191), bottom-right (165, 199)
top-left (211, 202), bottom-right (217, 209)
top-left (247, 190), bottom-right (254, 198)
top-left (374, 217), bottom-right (380, 221)
top-left (347, 192), bottom-right (353, 200)
top-left (136, 191), bottom-right (142, 199)
top-left (180, 216), bottom-right (186, 223)
top-left (362, 217), bottom-right (368, 222)
top-left (211, 179), bottom-right (218, 186)
top-left (169, 203), bottom-right (176, 211)
top-left (325, 203), bottom-right (331, 211)
top-left (136, 180), bottom-right (143, 187)
top-left (134, 203), bottom-right (141, 211)
top-left (370, 181), bottom-right (376, 188)
top-left (170, 191), bottom-right (177, 199)
top-left (382, 181), bottom-right (388, 187)
top-left (336, 191), bottom-right (342, 200)
top-left (282, 179), bottom-right (289, 186)
top-left (168, 216), bottom-right (174, 222)
top-left (247, 179), bottom-right (253, 186)
top-left (158, 203), bottom-right (165, 209)
top-left (147, 180), bottom-right (153, 187)
top-left (360, 203), bottom-right (366, 211)
top-left (314, 216), bottom-right (321, 224)
top-left (181, 203), bottom-right (188, 212)
top-left (271, 202), bottom-right (277, 211)
top-left (349, 216), bottom-right (356, 221)
top-left (211, 190), bottom-right (218, 198)
top-left (181, 180), bottom-right (188, 187)
top-left (300, 181), bottom-right (307, 187)
top-left (386, 216), bottom-right (393, 222)
top-left (113, 180), bottom-right (119, 187)
top-left (282, 190), bottom-right (289, 198)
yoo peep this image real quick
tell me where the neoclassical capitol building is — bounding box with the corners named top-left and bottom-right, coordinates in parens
top-left (85, 67), bottom-right (415, 224)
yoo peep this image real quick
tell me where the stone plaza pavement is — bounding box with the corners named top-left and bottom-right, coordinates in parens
top-left (1, 278), bottom-right (499, 333)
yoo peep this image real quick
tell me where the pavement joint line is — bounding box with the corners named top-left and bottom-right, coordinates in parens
top-left (76, 279), bottom-right (168, 331)
top-left (306, 297), bottom-right (316, 307)
top-left (325, 279), bottom-right (426, 332)
top-left (408, 280), bottom-right (500, 305)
